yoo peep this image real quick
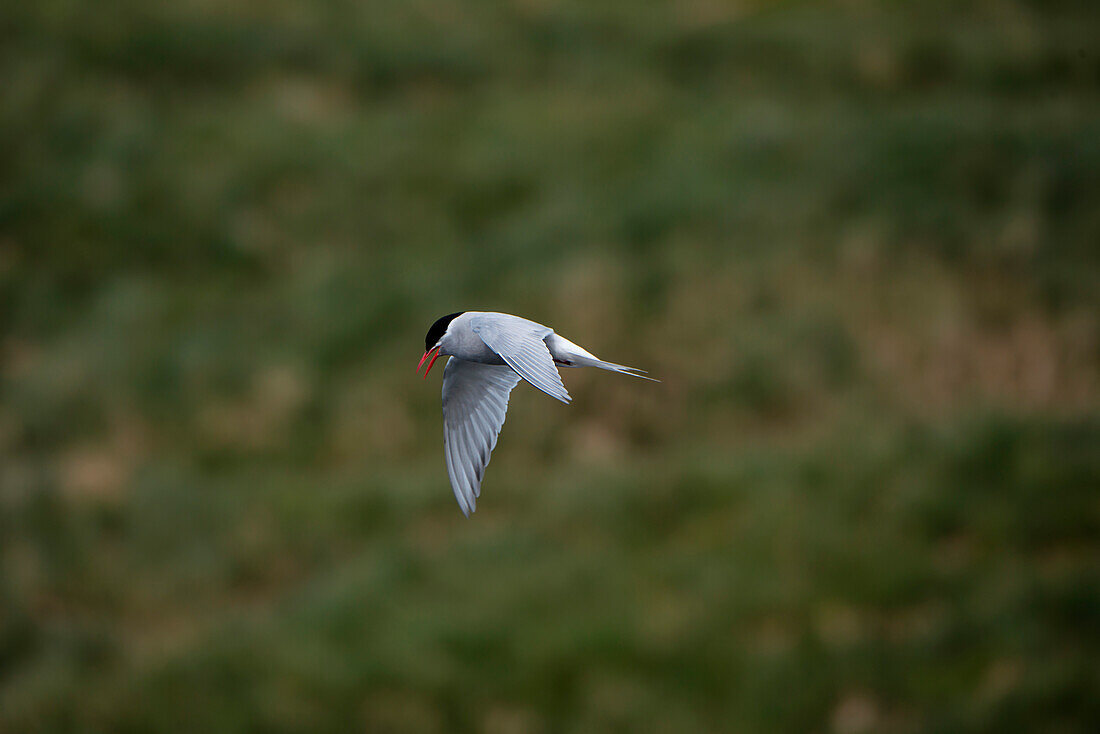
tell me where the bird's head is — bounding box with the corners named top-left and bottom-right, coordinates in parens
top-left (417, 312), bottom-right (464, 378)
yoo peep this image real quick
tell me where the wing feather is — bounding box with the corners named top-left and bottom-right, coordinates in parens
top-left (470, 314), bottom-right (571, 403)
top-left (441, 357), bottom-right (522, 516)
top-left (444, 431), bottom-right (471, 516)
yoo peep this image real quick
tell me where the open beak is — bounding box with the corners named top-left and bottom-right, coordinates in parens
top-left (416, 346), bottom-right (441, 378)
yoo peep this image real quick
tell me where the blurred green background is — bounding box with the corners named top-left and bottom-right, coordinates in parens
top-left (2, 1), bottom-right (1098, 732)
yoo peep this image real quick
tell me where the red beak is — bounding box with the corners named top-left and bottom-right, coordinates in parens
top-left (417, 347), bottom-right (441, 378)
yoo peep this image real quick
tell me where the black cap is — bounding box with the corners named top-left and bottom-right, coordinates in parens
top-left (425, 312), bottom-right (464, 352)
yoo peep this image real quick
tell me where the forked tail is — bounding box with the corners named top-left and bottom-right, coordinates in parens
top-left (571, 355), bottom-right (660, 382)
top-left (546, 333), bottom-right (660, 381)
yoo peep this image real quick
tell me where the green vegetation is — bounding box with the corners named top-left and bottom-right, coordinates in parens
top-left (1, 1), bottom-right (1098, 732)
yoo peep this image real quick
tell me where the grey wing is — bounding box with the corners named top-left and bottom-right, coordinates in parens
top-left (442, 357), bottom-right (523, 516)
top-left (470, 314), bottom-right (572, 404)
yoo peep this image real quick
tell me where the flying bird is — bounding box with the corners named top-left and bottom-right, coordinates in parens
top-left (417, 311), bottom-right (656, 516)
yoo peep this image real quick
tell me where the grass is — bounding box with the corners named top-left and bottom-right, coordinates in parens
top-left (1, 0), bottom-right (1098, 732)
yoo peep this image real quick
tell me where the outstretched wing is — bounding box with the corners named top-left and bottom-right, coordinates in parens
top-left (441, 357), bottom-right (523, 516)
top-left (470, 313), bottom-right (571, 404)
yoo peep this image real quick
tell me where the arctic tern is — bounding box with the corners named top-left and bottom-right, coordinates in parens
top-left (417, 311), bottom-right (656, 516)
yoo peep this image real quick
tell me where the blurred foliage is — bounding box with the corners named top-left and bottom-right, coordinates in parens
top-left (1, 0), bottom-right (1099, 732)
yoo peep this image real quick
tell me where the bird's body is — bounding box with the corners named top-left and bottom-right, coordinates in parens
top-left (432, 313), bottom-right (509, 366)
top-left (417, 311), bottom-right (655, 515)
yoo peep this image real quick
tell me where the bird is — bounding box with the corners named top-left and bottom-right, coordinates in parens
top-left (417, 311), bottom-right (657, 516)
